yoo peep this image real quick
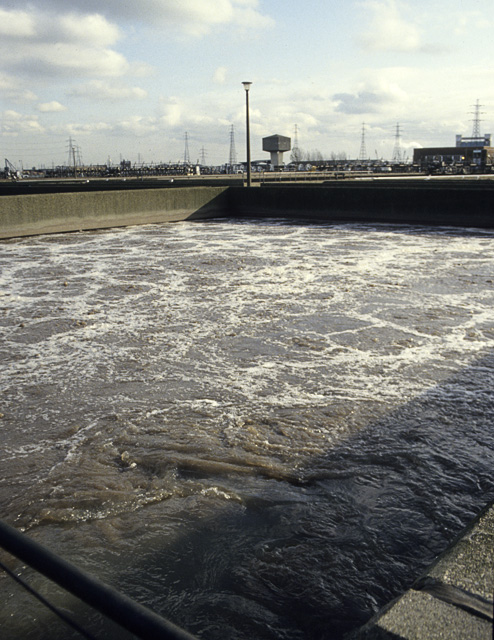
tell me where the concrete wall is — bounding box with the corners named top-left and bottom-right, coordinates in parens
top-left (0, 186), bottom-right (229, 239)
top-left (229, 184), bottom-right (494, 228)
top-left (1, 182), bottom-right (493, 239)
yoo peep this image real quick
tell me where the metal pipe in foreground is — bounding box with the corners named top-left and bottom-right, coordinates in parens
top-left (0, 519), bottom-right (198, 640)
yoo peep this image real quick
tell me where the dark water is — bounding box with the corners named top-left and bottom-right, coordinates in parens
top-left (1, 219), bottom-right (493, 639)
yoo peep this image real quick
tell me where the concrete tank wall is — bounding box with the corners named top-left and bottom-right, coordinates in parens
top-left (0, 186), bottom-right (230, 239)
top-left (229, 184), bottom-right (494, 227)
top-left (1, 182), bottom-right (493, 239)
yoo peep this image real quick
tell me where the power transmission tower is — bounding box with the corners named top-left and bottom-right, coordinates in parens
top-left (470, 99), bottom-right (484, 140)
top-left (228, 125), bottom-right (237, 167)
top-left (358, 122), bottom-right (367, 162)
top-left (199, 146), bottom-right (207, 165)
top-left (184, 132), bottom-right (191, 164)
top-left (391, 123), bottom-right (402, 163)
top-left (291, 124), bottom-right (301, 162)
top-left (66, 137), bottom-right (76, 167)
top-left (66, 137), bottom-right (80, 176)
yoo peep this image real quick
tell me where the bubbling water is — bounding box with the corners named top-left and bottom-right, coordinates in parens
top-left (1, 219), bottom-right (493, 639)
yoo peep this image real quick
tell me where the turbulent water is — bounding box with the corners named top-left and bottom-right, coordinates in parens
top-left (1, 218), bottom-right (493, 640)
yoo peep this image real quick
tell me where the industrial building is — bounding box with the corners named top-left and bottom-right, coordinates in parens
top-left (413, 143), bottom-right (494, 172)
top-left (413, 101), bottom-right (494, 172)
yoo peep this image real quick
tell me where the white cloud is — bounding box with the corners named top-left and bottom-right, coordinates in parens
top-left (0, 8), bottom-right (129, 79)
top-left (11, 1), bottom-right (274, 36)
top-left (69, 81), bottom-right (148, 101)
top-left (37, 101), bottom-right (67, 112)
top-left (359, 0), bottom-right (423, 52)
top-left (142, 0), bottom-right (274, 37)
top-left (333, 79), bottom-right (408, 115)
top-left (113, 116), bottom-right (159, 137)
top-left (159, 97), bottom-right (183, 127)
top-left (1, 110), bottom-right (46, 135)
top-left (333, 91), bottom-right (387, 115)
top-left (230, 3), bottom-right (274, 30)
top-left (0, 8), bottom-right (35, 37)
top-left (127, 62), bottom-right (155, 78)
top-left (6, 43), bottom-right (130, 78)
top-left (454, 10), bottom-right (491, 35)
top-left (56, 13), bottom-right (121, 46)
top-left (213, 66), bottom-right (228, 84)
top-left (0, 73), bottom-right (37, 102)
top-left (0, 2), bottom-right (271, 87)
top-left (0, 8), bottom-right (121, 48)
top-left (51, 121), bottom-right (112, 137)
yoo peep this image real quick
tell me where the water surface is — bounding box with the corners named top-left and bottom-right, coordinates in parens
top-left (1, 219), bottom-right (493, 639)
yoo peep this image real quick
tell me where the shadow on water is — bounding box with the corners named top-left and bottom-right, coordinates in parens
top-left (130, 349), bottom-right (494, 640)
top-left (7, 348), bottom-right (492, 640)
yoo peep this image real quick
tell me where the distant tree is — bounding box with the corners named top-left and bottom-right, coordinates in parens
top-left (306, 149), bottom-right (323, 161)
top-left (291, 147), bottom-right (304, 163)
top-left (330, 151), bottom-right (347, 161)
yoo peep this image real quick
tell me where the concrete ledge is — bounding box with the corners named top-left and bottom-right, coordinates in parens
top-left (349, 501), bottom-right (494, 639)
top-left (0, 186), bottom-right (229, 239)
top-left (353, 590), bottom-right (492, 639)
top-left (425, 503), bottom-right (494, 602)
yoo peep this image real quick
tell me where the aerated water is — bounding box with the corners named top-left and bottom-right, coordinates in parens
top-left (1, 219), bottom-right (494, 639)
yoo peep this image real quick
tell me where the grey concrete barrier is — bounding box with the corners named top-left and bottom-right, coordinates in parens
top-left (0, 186), bottom-right (230, 239)
top-left (1, 182), bottom-right (494, 239)
top-left (229, 184), bottom-right (494, 228)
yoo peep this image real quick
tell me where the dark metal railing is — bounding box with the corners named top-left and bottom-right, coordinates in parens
top-left (0, 519), bottom-right (198, 640)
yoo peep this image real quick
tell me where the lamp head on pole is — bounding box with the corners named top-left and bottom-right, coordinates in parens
top-left (242, 81), bottom-right (252, 92)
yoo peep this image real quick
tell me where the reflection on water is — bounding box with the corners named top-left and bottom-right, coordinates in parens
top-left (1, 219), bottom-right (493, 639)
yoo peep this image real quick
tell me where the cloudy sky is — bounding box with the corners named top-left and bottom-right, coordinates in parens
top-left (1, 0), bottom-right (493, 167)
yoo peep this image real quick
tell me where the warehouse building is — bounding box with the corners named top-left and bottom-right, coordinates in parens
top-left (413, 135), bottom-right (494, 172)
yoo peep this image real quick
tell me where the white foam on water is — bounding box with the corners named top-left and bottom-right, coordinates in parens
top-left (1, 220), bottom-right (494, 528)
top-left (2, 221), bottom-right (494, 640)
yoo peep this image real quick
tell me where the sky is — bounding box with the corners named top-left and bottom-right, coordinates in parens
top-left (1, 0), bottom-right (494, 168)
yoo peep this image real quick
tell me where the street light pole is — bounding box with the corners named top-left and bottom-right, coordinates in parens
top-left (242, 81), bottom-right (252, 187)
